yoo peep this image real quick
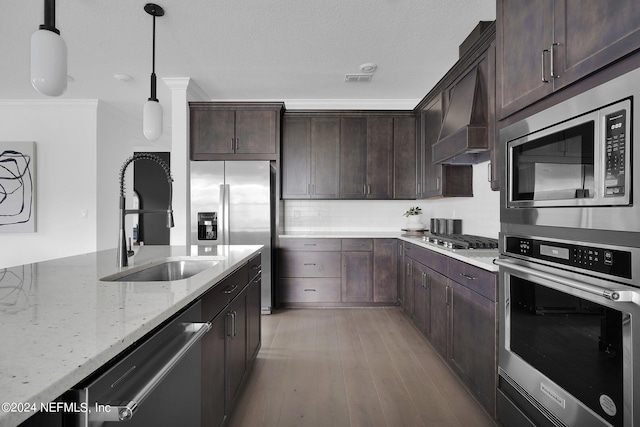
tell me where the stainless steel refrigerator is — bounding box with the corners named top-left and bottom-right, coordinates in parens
top-left (190, 161), bottom-right (274, 314)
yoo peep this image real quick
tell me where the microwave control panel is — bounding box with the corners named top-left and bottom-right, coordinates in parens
top-left (505, 236), bottom-right (631, 279)
top-left (604, 110), bottom-right (626, 197)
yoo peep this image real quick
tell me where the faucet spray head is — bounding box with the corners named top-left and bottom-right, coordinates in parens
top-left (167, 209), bottom-right (174, 228)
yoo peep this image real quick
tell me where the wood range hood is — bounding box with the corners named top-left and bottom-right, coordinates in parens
top-left (432, 64), bottom-right (489, 164)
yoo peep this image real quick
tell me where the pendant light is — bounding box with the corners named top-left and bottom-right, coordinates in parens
top-left (143, 3), bottom-right (164, 141)
top-left (31, 0), bottom-right (67, 96)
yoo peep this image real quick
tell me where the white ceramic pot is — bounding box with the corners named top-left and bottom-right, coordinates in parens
top-left (405, 214), bottom-right (424, 230)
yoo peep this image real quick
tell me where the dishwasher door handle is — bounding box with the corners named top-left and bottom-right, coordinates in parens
top-left (89, 321), bottom-right (211, 423)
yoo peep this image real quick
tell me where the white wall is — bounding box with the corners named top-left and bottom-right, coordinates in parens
top-left (0, 101), bottom-right (99, 268)
top-left (283, 161), bottom-right (500, 238)
top-left (0, 100), bottom-right (141, 268)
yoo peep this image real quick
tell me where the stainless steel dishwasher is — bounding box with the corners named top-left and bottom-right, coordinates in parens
top-left (71, 301), bottom-right (210, 427)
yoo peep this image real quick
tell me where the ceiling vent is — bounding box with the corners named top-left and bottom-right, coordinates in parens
top-left (345, 74), bottom-right (373, 83)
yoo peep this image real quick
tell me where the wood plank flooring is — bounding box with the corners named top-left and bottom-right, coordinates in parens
top-left (226, 308), bottom-right (498, 427)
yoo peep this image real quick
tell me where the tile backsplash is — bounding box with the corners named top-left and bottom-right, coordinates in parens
top-left (283, 161), bottom-right (500, 238)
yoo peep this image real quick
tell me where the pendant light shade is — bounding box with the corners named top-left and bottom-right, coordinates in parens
top-left (143, 99), bottom-right (163, 141)
top-left (143, 3), bottom-right (164, 141)
top-left (31, 0), bottom-right (67, 96)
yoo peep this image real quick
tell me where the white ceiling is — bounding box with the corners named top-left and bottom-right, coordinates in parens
top-left (2, 0), bottom-right (495, 134)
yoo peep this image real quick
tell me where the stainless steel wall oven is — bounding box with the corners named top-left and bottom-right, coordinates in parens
top-left (498, 67), bottom-right (640, 427)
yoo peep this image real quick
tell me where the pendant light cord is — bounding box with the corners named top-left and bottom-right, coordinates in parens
top-left (40, 0), bottom-right (60, 34)
top-left (149, 11), bottom-right (157, 101)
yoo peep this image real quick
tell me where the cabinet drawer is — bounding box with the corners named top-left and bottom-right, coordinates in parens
top-left (279, 251), bottom-right (341, 278)
top-left (280, 278), bottom-right (342, 303)
top-left (279, 238), bottom-right (341, 251)
top-left (405, 243), bottom-right (448, 276)
top-left (247, 253), bottom-right (262, 279)
top-left (202, 264), bottom-right (248, 321)
top-left (341, 238), bottom-right (373, 251)
top-left (449, 258), bottom-right (497, 301)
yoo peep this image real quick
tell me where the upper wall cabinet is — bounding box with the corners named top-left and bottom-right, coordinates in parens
top-left (190, 102), bottom-right (284, 160)
top-left (496, 0), bottom-right (640, 119)
top-left (393, 116), bottom-right (418, 199)
top-left (340, 116), bottom-right (394, 199)
top-left (282, 116), bottom-right (340, 199)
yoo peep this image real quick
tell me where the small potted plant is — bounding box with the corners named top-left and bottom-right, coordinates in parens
top-left (404, 206), bottom-right (424, 230)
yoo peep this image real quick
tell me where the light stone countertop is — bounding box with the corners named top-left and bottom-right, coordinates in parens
top-left (279, 232), bottom-right (499, 272)
top-left (0, 245), bottom-right (261, 427)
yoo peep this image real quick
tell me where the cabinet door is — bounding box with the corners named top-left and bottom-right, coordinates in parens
top-left (554, 0), bottom-right (640, 90)
top-left (339, 117), bottom-right (368, 198)
top-left (247, 274), bottom-right (261, 361)
top-left (366, 117), bottom-right (394, 199)
top-left (397, 243), bottom-right (405, 306)
top-left (449, 280), bottom-right (498, 416)
top-left (282, 117), bottom-right (311, 199)
top-left (341, 251), bottom-right (373, 302)
top-left (421, 97), bottom-right (444, 197)
top-left (393, 116), bottom-right (417, 199)
top-left (496, 0), bottom-right (554, 119)
top-left (311, 117), bottom-right (340, 199)
top-left (234, 110), bottom-right (277, 154)
top-left (373, 239), bottom-right (398, 303)
top-left (227, 289), bottom-right (248, 413)
top-left (191, 109), bottom-right (236, 157)
top-left (402, 259), bottom-right (414, 317)
top-left (202, 313), bottom-right (226, 427)
top-left (282, 118), bottom-right (311, 199)
top-left (412, 262), bottom-right (430, 335)
top-left (428, 269), bottom-right (448, 358)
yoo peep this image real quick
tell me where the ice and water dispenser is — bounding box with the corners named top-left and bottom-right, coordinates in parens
top-left (197, 212), bottom-right (217, 240)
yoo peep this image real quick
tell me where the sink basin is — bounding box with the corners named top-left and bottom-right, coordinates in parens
top-left (101, 258), bottom-right (221, 282)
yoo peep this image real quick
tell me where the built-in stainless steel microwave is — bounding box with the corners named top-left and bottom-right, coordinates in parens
top-left (500, 67), bottom-right (639, 247)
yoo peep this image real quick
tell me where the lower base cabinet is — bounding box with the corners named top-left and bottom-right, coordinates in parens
top-left (278, 238), bottom-right (397, 306)
top-left (201, 254), bottom-right (262, 427)
top-left (403, 243), bottom-right (498, 418)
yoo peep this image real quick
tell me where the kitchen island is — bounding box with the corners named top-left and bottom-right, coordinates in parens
top-left (0, 245), bottom-right (262, 427)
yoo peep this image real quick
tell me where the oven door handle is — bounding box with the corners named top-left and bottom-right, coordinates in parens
top-left (495, 258), bottom-right (639, 304)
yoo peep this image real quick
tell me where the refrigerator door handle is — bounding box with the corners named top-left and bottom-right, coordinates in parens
top-left (222, 184), bottom-right (230, 244)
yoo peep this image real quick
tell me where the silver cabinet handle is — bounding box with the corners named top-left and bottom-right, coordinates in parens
top-left (487, 162), bottom-right (492, 183)
top-left (304, 289), bottom-right (317, 292)
top-left (303, 263), bottom-right (317, 266)
top-left (235, 138), bottom-right (239, 151)
top-left (90, 322), bottom-right (211, 422)
top-left (445, 286), bottom-right (451, 305)
top-left (230, 137), bottom-right (235, 151)
top-left (459, 273), bottom-right (476, 280)
top-left (550, 42), bottom-right (560, 79)
top-left (541, 49), bottom-right (551, 83)
top-left (223, 284), bottom-right (239, 294)
top-left (303, 243), bottom-right (317, 246)
top-left (363, 185), bottom-right (367, 195)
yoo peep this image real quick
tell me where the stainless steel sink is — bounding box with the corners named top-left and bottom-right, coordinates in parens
top-left (101, 258), bottom-right (221, 282)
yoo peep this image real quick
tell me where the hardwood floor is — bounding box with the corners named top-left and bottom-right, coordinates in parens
top-left (226, 308), bottom-right (498, 427)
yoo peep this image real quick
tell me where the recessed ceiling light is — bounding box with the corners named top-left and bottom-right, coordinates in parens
top-left (114, 73), bottom-right (133, 82)
top-left (359, 63), bottom-right (377, 73)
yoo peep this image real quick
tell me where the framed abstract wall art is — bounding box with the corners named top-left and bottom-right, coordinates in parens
top-left (0, 142), bottom-right (36, 232)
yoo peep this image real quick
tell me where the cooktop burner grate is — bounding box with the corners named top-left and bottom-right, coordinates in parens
top-left (422, 233), bottom-right (499, 249)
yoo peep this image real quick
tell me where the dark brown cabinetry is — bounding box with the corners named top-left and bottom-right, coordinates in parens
top-left (190, 102), bottom-right (283, 160)
top-left (201, 254), bottom-right (262, 427)
top-left (282, 116), bottom-right (340, 199)
top-left (278, 238), bottom-right (397, 306)
top-left (393, 117), bottom-right (418, 199)
top-left (373, 239), bottom-right (398, 303)
top-left (418, 96), bottom-right (473, 198)
top-left (402, 242), bottom-right (498, 417)
top-left (341, 239), bottom-right (374, 303)
top-left (496, 0), bottom-right (640, 119)
top-left (339, 117), bottom-right (394, 199)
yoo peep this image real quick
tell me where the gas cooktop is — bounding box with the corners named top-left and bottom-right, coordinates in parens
top-left (419, 233), bottom-right (499, 249)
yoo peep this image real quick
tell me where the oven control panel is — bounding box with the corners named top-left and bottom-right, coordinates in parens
top-left (506, 236), bottom-right (631, 279)
top-left (604, 110), bottom-right (626, 197)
